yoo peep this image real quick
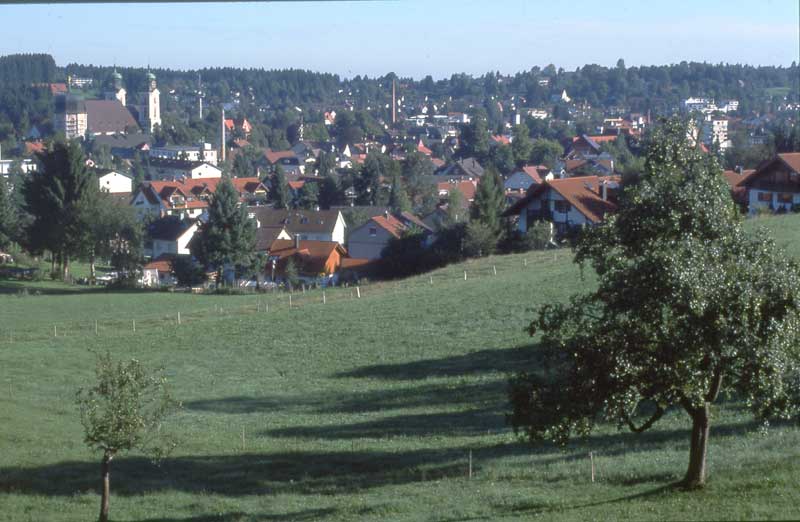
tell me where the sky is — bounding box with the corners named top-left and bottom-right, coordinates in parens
top-left (0, 0), bottom-right (798, 79)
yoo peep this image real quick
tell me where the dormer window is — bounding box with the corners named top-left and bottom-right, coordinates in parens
top-left (369, 227), bottom-right (377, 237)
top-left (300, 217), bottom-right (309, 224)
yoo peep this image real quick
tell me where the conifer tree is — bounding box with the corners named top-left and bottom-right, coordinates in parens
top-left (270, 164), bottom-right (291, 209)
top-left (470, 167), bottom-right (505, 234)
top-left (388, 174), bottom-right (411, 213)
top-left (192, 176), bottom-right (256, 284)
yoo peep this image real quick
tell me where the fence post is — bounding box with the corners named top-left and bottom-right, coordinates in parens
top-left (429, 275), bottom-right (433, 285)
top-left (322, 291), bottom-right (326, 305)
top-left (289, 294), bottom-right (292, 308)
top-left (356, 286), bottom-right (361, 299)
top-left (95, 320), bottom-right (98, 335)
top-left (177, 312), bottom-right (181, 325)
top-left (54, 325), bottom-right (57, 338)
top-left (132, 319), bottom-right (136, 333)
top-left (493, 265), bottom-right (497, 276)
top-left (468, 450), bottom-right (473, 479)
top-left (590, 451), bottom-right (595, 483)
top-left (464, 270), bottom-right (467, 281)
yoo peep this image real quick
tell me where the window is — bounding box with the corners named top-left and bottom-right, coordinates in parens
top-left (757, 192), bottom-right (772, 202)
top-left (554, 200), bottom-right (570, 213)
top-left (778, 193), bottom-right (794, 203)
top-left (369, 227), bottom-right (377, 237)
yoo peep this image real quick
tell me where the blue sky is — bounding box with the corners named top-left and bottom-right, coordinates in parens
top-left (1, 0), bottom-right (798, 78)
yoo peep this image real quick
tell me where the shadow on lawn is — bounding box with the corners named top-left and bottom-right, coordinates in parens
top-left (134, 508), bottom-right (338, 522)
top-left (335, 345), bottom-right (541, 381)
top-left (0, 444), bottom-right (520, 498)
top-left (185, 380), bottom-right (507, 416)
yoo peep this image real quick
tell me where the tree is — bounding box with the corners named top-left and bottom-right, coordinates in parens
top-left (511, 124), bottom-right (534, 167)
top-left (0, 174), bottom-right (16, 250)
top-left (530, 138), bottom-right (564, 169)
top-left (297, 181), bottom-right (319, 210)
top-left (76, 351), bottom-right (179, 522)
top-left (463, 220), bottom-right (496, 257)
top-left (284, 257), bottom-right (299, 289)
top-left (443, 188), bottom-right (467, 226)
top-left (460, 114), bottom-right (490, 161)
top-left (86, 196), bottom-right (143, 283)
top-left (470, 167), bottom-right (505, 234)
top-left (130, 152), bottom-right (146, 191)
top-left (269, 165), bottom-right (291, 209)
top-left (388, 174), bottom-right (411, 213)
top-left (191, 176), bottom-right (256, 285)
top-left (24, 141), bottom-right (98, 280)
top-left (318, 174), bottom-right (342, 210)
top-left (489, 144), bottom-right (515, 176)
top-left (509, 118), bottom-right (800, 489)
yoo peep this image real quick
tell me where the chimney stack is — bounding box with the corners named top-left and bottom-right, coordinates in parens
top-left (294, 234), bottom-right (300, 249)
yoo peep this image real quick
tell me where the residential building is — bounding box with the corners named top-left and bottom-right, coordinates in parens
top-left (266, 237), bottom-right (349, 286)
top-left (149, 143), bottom-right (218, 166)
top-left (742, 153), bottom-right (800, 214)
top-left (145, 157), bottom-right (222, 181)
top-left (248, 208), bottom-right (347, 244)
top-left (143, 216), bottom-right (198, 259)
top-left (503, 175), bottom-right (619, 237)
top-left (95, 168), bottom-right (133, 194)
top-left (504, 165), bottom-right (548, 193)
top-left (131, 177), bottom-right (266, 220)
top-left (347, 211), bottom-right (432, 260)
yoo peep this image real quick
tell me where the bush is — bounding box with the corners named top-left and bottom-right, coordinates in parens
top-left (463, 221), bottom-right (497, 258)
top-left (521, 221), bottom-right (552, 251)
top-left (170, 256), bottom-right (206, 287)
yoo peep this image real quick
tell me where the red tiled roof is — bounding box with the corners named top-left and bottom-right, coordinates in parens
top-left (492, 135), bottom-right (511, 145)
top-left (143, 254), bottom-right (176, 274)
top-left (504, 175), bottom-right (619, 224)
top-left (288, 180), bottom-right (305, 190)
top-left (437, 180), bottom-right (477, 202)
top-left (581, 135), bottom-right (618, 144)
top-left (264, 149), bottom-right (295, 164)
top-left (370, 214), bottom-right (406, 239)
top-left (417, 140), bottom-right (432, 156)
top-left (779, 152), bottom-right (800, 173)
top-left (268, 239), bottom-right (346, 275)
top-left (722, 169), bottom-right (756, 188)
top-left (24, 141), bottom-right (46, 156)
top-left (50, 83), bottom-right (68, 95)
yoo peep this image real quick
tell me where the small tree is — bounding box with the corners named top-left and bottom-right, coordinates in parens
top-left (509, 118), bottom-right (800, 489)
top-left (297, 181), bottom-right (319, 210)
top-left (521, 221), bottom-right (552, 251)
top-left (284, 257), bottom-right (300, 289)
top-left (76, 351), bottom-right (179, 522)
top-left (0, 174), bottom-right (16, 251)
top-left (270, 165), bottom-right (291, 209)
top-left (463, 220), bottom-right (496, 257)
top-left (511, 124), bottom-right (534, 167)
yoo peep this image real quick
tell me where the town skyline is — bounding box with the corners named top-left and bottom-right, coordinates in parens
top-left (1, 0), bottom-right (798, 79)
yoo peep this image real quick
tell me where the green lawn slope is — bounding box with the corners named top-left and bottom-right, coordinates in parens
top-left (0, 214), bottom-right (798, 521)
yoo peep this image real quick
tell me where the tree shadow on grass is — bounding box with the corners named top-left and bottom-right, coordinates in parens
top-left (185, 380), bottom-right (507, 417)
top-left (0, 444), bottom-right (522, 499)
top-left (133, 508), bottom-right (338, 522)
top-left (335, 345), bottom-right (541, 381)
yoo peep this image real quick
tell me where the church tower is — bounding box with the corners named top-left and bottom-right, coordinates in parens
top-left (104, 69), bottom-right (126, 106)
top-left (144, 70), bottom-right (161, 133)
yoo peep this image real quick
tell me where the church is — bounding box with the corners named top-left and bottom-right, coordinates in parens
top-left (55, 69), bottom-right (161, 140)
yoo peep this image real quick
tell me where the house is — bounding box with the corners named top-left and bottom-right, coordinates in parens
top-left (266, 237), bottom-right (348, 286)
top-left (436, 179), bottom-right (477, 202)
top-left (264, 149), bottom-right (303, 175)
top-left (503, 175), bottom-right (619, 237)
top-left (149, 143), bottom-right (218, 166)
top-left (742, 153), bottom-right (800, 214)
top-left (144, 216), bottom-right (198, 259)
top-left (254, 226), bottom-right (292, 252)
top-left (722, 168), bottom-right (757, 209)
top-left (565, 135), bottom-right (604, 159)
top-left (437, 157), bottom-right (484, 180)
top-left (90, 133), bottom-right (151, 160)
top-left (0, 157), bottom-right (37, 176)
top-left (84, 100), bottom-right (140, 136)
top-left (248, 208), bottom-right (347, 244)
top-left (131, 177), bottom-right (265, 220)
top-left (141, 254), bottom-right (177, 287)
top-left (145, 157), bottom-right (222, 181)
top-left (347, 211), bottom-right (433, 260)
top-left (504, 165), bottom-right (549, 193)
top-left (224, 117), bottom-right (252, 137)
top-left (95, 168), bottom-right (133, 194)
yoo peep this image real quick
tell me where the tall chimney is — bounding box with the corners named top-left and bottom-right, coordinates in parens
top-left (221, 108), bottom-right (226, 163)
top-left (294, 233), bottom-right (300, 249)
top-left (392, 79), bottom-right (396, 125)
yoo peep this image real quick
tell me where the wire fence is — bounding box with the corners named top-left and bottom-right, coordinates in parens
top-left (1, 250), bottom-right (568, 346)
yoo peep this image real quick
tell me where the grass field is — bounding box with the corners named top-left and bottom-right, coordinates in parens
top-left (1, 215), bottom-right (799, 521)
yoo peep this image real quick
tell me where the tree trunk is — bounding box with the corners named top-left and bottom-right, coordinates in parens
top-left (62, 253), bottom-right (70, 282)
top-left (90, 254), bottom-right (96, 285)
top-left (99, 453), bottom-right (111, 522)
top-left (683, 404), bottom-right (710, 488)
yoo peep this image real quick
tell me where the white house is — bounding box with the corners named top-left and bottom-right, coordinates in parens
top-left (146, 157), bottom-right (222, 181)
top-left (144, 216), bottom-right (198, 259)
top-left (149, 143), bottom-right (218, 166)
top-left (503, 175), bottom-right (619, 237)
top-left (0, 158), bottom-right (37, 176)
top-left (95, 168), bottom-right (133, 194)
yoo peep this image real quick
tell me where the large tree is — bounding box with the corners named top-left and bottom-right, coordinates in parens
top-left (0, 174), bottom-right (16, 250)
top-left (76, 351), bottom-right (179, 522)
top-left (511, 124), bottom-right (534, 167)
top-left (24, 141), bottom-right (98, 279)
top-left (509, 118), bottom-right (800, 489)
top-left (192, 176), bottom-right (256, 284)
top-left (269, 165), bottom-right (291, 210)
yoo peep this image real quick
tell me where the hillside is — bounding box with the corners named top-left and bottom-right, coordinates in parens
top-left (0, 215), bottom-right (799, 521)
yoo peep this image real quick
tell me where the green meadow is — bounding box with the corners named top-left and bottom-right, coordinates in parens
top-left (1, 214), bottom-right (799, 521)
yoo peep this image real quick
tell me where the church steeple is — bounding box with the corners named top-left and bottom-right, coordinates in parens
top-left (104, 67), bottom-right (126, 106)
